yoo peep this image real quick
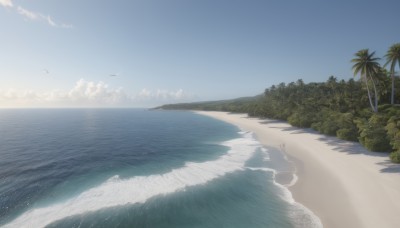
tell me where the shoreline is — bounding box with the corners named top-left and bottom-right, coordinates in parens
top-left (195, 111), bottom-right (400, 228)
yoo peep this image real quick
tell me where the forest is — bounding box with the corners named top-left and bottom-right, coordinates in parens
top-left (158, 44), bottom-right (400, 163)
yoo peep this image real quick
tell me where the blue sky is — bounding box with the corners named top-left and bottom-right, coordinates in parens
top-left (1, 0), bottom-right (399, 107)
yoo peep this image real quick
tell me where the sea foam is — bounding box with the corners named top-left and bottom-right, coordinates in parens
top-left (4, 132), bottom-right (260, 228)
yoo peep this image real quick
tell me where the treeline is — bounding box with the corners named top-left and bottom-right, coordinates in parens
top-left (253, 77), bottom-right (400, 164)
top-left (158, 44), bottom-right (400, 163)
top-left (158, 96), bottom-right (262, 113)
top-left (158, 77), bottom-right (400, 163)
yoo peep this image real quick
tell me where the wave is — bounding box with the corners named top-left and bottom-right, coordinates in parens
top-left (3, 132), bottom-right (260, 228)
top-left (245, 166), bottom-right (321, 228)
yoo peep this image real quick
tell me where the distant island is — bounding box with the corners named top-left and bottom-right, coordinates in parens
top-left (157, 44), bottom-right (400, 163)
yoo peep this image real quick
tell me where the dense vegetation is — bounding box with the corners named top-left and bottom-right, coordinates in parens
top-left (158, 44), bottom-right (400, 163)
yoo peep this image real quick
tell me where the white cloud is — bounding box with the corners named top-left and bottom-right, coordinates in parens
top-left (38, 14), bottom-right (73, 28)
top-left (66, 79), bottom-right (129, 105)
top-left (45, 15), bottom-right (56, 27)
top-left (0, 79), bottom-right (194, 108)
top-left (13, 4), bottom-right (74, 28)
top-left (136, 88), bottom-right (191, 101)
top-left (0, 0), bottom-right (13, 8)
top-left (1, 0), bottom-right (72, 29)
top-left (17, 6), bottom-right (38, 20)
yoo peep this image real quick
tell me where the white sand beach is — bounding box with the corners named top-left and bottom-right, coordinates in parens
top-left (196, 111), bottom-right (400, 228)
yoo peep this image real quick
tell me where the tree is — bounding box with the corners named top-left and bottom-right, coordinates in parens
top-left (384, 43), bottom-right (400, 105)
top-left (351, 49), bottom-right (381, 112)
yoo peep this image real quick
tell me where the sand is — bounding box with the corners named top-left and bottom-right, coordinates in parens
top-left (196, 111), bottom-right (400, 228)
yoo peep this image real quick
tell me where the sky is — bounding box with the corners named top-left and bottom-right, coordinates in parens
top-left (1, 0), bottom-right (399, 108)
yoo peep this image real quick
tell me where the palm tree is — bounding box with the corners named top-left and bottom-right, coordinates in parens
top-left (351, 49), bottom-right (381, 112)
top-left (384, 43), bottom-right (400, 105)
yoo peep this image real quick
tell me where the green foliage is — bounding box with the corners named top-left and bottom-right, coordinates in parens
top-left (389, 152), bottom-right (400, 163)
top-left (336, 113), bottom-right (359, 141)
top-left (384, 43), bottom-right (400, 105)
top-left (158, 58), bottom-right (400, 161)
top-left (385, 111), bottom-right (400, 162)
top-left (351, 49), bottom-right (381, 113)
top-left (310, 110), bottom-right (358, 139)
top-left (287, 109), bottom-right (315, 128)
top-left (157, 96), bottom-right (263, 113)
top-left (312, 112), bottom-right (340, 136)
top-left (337, 128), bottom-right (358, 142)
top-left (356, 114), bottom-right (391, 152)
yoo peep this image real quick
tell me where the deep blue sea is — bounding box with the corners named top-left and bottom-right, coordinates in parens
top-left (0, 109), bottom-right (320, 228)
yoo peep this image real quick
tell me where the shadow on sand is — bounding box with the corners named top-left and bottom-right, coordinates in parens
top-left (315, 135), bottom-right (400, 173)
top-left (259, 120), bottom-right (400, 174)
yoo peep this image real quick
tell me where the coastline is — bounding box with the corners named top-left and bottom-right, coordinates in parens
top-left (195, 111), bottom-right (400, 228)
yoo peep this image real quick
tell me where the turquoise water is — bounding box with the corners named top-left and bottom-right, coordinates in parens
top-left (0, 109), bottom-right (320, 227)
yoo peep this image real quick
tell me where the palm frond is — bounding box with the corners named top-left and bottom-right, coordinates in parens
top-left (384, 43), bottom-right (400, 68)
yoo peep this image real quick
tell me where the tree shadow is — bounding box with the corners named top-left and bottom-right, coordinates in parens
top-left (264, 120), bottom-right (400, 173)
top-left (247, 117), bottom-right (400, 173)
top-left (267, 125), bottom-right (314, 134)
top-left (317, 135), bottom-right (400, 173)
top-left (258, 119), bottom-right (317, 134)
top-left (259, 119), bottom-right (287, 124)
top-left (376, 161), bottom-right (400, 173)
top-left (317, 136), bottom-right (380, 155)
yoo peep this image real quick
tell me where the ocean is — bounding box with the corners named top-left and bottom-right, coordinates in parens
top-left (0, 109), bottom-right (321, 228)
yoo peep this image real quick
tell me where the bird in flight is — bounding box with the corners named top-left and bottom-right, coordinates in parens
top-left (43, 69), bottom-right (50, 75)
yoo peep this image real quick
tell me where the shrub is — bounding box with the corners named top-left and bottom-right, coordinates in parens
top-left (361, 129), bottom-right (391, 152)
top-left (357, 114), bottom-right (391, 152)
top-left (337, 128), bottom-right (358, 141)
top-left (311, 122), bottom-right (322, 131)
top-left (335, 112), bottom-right (358, 141)
top-left (288, 111), bottom-right (315, 128)
top-left (390, 151), bottom-right (400, 163)
top-left (385, 115), bottom-right (400, 160)
top-left (320, 119), bottom-right (339, 136)
top-left (310, 109), bottom-right (339, 135)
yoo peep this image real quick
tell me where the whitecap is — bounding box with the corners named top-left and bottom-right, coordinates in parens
top-left (4, 132), bottom-right (260, 228)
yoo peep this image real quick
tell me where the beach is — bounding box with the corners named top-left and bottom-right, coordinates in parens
top-left (196, 111), bottom-right (400, 228)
